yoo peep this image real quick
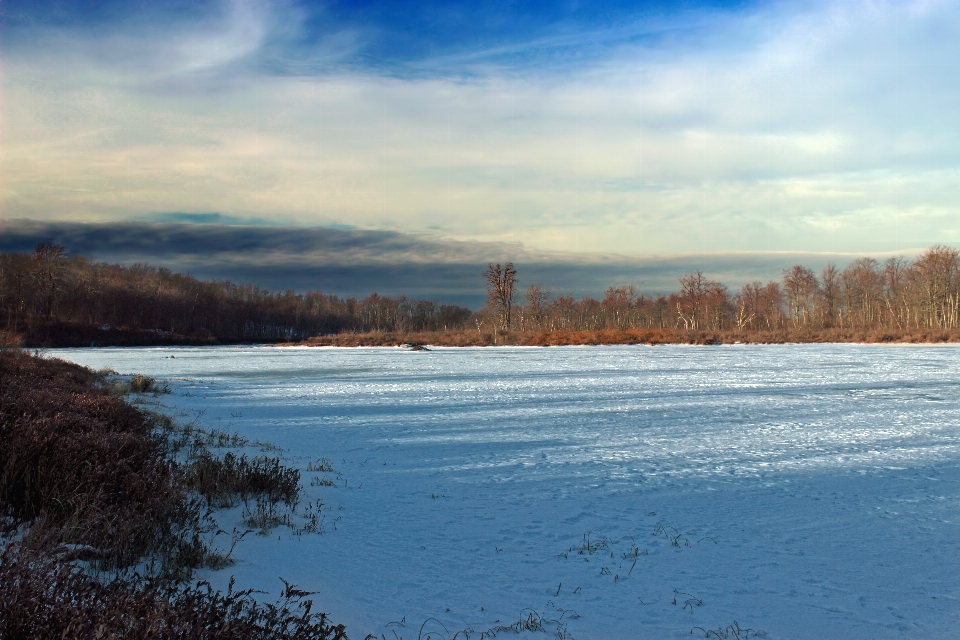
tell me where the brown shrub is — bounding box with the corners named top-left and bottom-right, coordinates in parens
top-left (0, 350), bottom-right (350, 638)
top-left (0, 350), bottom-right (200, 571)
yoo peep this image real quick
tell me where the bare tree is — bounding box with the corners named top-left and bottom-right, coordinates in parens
top-left (818, 264), bottom-right (840, 328)
top-left (676, 271), bottom-right (707, 330)
top-left (782, 265), bottom-right (818, 328)
top-left (549, 294), bottom-right (575, 331)
top-left (704, 282), bottom-right (730, 330)
top-left (676, 271), bottom-right (728, 330)
top-left (758, 282), bottom-right (783, 330)
top-left (882, 257), bottom-right (908, 330)
top-left (33, 243), bottom-right (67, 321)
top-left (910, 245), bottom-right (960, 328)
top-left (484, 262), bottom-right (518, 330)
top-left (602, 286), bottom-right (637, 329)
top-left (841, 258), bottom-right (883, 328)
top-left (735, 282), bottom-right (763, 330)
top-left (524, 284), bottom-right (551, 331)
top-left (6, 243), bottom-right (960, 342)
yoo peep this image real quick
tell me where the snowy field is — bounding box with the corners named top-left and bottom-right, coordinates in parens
top-left (52, 344), bottom-right (960, 639)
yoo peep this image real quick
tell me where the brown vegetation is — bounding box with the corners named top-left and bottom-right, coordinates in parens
top-left (0, 545), bottom-right (346, 640)
top-left (291, 325), bottom-right (960, 348)
top-left (0, 350), bottom-right (205, 574)
top-left (0, 349), bottom-right (348, 638)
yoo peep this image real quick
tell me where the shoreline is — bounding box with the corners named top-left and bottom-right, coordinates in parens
top-left (15, 326), bottom-right (960, 350)
top-left (41, 336), bottom-right (960, 350)
top-left (278, 327), bottom-right (960, 349)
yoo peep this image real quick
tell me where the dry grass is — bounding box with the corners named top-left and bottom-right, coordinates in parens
top-left (185, 452), bottom-right (301, 509)
top-left (0, 349), bottom-right (209, 574)
top-left (0, 349), bottom-right (348, 638)
top-left (0, 541), bottom-right (347, 639)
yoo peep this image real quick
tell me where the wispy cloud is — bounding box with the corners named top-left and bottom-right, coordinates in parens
top-left (2, 0), bottom-right (958, 257)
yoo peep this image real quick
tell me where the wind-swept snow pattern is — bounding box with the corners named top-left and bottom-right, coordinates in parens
top-left (53, 345), bottom-right (960, 639)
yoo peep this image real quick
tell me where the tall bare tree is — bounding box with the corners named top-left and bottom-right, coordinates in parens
top-left (734, 282), bottom-right (761, 330)
top-left (484, 262), bottom-right (518, 330)
top-left (676, 271), bottom-right (707, 330)
top-left (782, 265), bottom-right (818, 328)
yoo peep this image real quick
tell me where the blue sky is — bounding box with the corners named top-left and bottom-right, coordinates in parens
top-left (4, 1), bottom-right (751, 63)
top-left (2, 0), bottom-right (958, 267)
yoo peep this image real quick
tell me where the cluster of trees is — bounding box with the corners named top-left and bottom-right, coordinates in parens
top-left (2, 244), bottom-right (957, 345)
top-left (0, 245), bottom-right (472, 342)
top-left (482, 246), bottom-right (960, 336)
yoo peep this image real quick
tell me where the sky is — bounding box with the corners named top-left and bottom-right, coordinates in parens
top-left (2, 0), bottom-right (959, 303)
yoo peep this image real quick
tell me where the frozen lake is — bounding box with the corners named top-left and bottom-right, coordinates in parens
top-left (52, 344), bottom-right (960, 639)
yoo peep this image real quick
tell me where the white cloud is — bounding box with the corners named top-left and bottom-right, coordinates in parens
top-left (167, 0), bottom-right (269, 76)
top-left (2, 0), bottom-right (959, 256)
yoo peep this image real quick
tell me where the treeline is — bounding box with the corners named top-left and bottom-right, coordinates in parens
top-left (482, 245), bottom-right (960, 338)
top-left (0, 245), bottom-right (472, 345)
top-left (2, 244), bottom-right (958, 347)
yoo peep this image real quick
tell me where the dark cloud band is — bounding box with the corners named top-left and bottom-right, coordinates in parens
top-left (0, 218), bottom-right (896, 308)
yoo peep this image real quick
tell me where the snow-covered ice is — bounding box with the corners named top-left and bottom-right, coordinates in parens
top-left (52, 344), bottom-right (960, 639)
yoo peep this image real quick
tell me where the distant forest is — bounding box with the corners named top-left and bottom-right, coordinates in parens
top-left (0, 245), bottom-right (472, 346)
top-left (1, 244), bottom-right (958, 347)
top-left (492, 245), bottom-right (960, 336)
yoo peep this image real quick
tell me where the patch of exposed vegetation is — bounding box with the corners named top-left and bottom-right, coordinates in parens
top-left (0, 349), bottom-right (347, 638)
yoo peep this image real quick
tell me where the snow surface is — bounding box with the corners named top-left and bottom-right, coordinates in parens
top-left (51, 344), bottom-right (960, 639)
